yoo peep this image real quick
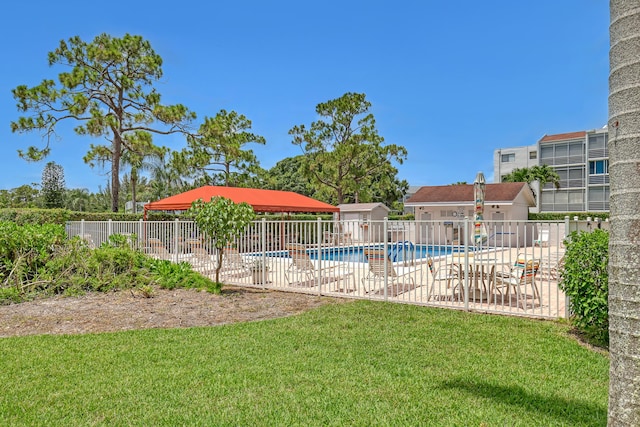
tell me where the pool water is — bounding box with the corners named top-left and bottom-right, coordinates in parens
top-left (303, 244), bottom-right (463, 263)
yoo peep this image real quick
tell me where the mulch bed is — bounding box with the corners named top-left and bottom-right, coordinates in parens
top-left (0, 286), bottom-right (348, 338)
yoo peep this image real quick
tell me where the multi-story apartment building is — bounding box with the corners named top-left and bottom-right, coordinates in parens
top-left (494, 144), bottom-right (538, 182)
top-left (493, 126), bottom-right (609, 213)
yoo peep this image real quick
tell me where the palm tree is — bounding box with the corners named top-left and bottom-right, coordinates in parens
top-left (121, 144), bottom-right (167, 213)
top-left (65, 188), bottom-right (91, 212)
top-left (148, 152), bottom-right (186, 200)
top-left (89, 184), bottom-right (113, 212)
top-left (530, 164), bottom-right (560, 189)
top-left (607, 2), bottom-right (640, 425)
top-left (501, 167), bottom-right (531, 183)
top-left (501, 165), bottom-right (560, 200)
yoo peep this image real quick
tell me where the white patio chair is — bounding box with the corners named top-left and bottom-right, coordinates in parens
top-left (496, 257), bottom-right (541, 307)
top-left (362, 248), bottom-right (420, 295)
top-left (426, 257), bottom-right (460, 301)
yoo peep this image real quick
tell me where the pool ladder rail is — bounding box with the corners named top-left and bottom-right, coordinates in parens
top-left (388, 241), bottom-right (416, 265)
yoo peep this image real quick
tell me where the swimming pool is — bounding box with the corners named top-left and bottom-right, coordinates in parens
top-left (274, 243), bottom-right (466, 263)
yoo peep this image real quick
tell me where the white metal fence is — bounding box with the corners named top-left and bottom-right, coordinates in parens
top-left (66, 217), bottom-right (577, 319)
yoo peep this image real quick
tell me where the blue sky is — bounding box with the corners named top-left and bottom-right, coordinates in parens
top-left (0, 1), bottom-right (609, 193)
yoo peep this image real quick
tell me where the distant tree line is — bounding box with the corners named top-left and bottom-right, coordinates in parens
top-left (10, 34), bottom-right (408, 212)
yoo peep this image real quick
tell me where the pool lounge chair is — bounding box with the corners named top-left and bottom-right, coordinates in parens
top-left (539, 251), bottom-right (565, 280)
top-left (534, 229), bottom-right (550, 247)
top-left (285, 243), bottom-right (354, 289)
top-left (362, 248), bottom-right (420, 295)
top-left (186, 240), bottom-right (216, 273)
top-left (147, 238), bottom-right (173, 261)
top-left (220, 246), bottom-right (252, 279)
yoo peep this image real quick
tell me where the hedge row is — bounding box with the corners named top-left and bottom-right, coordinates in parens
top-left (0, 209), bottom-right (200, 225)
top-left (529, 212), bottom-right (610, 221)
top-left (1, 207), bottom-right (609, 225)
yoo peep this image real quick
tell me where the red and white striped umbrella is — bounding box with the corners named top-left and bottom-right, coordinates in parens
top-left (473, 171), bottom-right (488, 246)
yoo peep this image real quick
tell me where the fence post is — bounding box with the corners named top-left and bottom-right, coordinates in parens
top-left (564, 215), bottom-right (571, 319)
top-left (107, 219), bottom-right (112, 240)
top-left (317, 217), bottom-right (322, 295)
top-left (173, 218), bottom-right (180, 263)
top-left (138, 219), bottom-right (143, 247)
top-left (463, 217), bottom-right (470, 311)
top-left (261, 218), bottom-right (267, 290)
top-left (383, 217), bottom-right (389, 301)
top-left (80, 219), bottom-right (85, 238)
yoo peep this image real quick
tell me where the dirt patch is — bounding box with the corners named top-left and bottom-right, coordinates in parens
top-left (0, 286), bottom-right (348, 338)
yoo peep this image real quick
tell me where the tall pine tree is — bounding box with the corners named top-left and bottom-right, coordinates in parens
top-left (41, 161), bottom-right (66, 208)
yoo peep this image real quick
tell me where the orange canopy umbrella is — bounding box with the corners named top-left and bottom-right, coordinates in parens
top-left (143, 186), bottom-right (338, 218)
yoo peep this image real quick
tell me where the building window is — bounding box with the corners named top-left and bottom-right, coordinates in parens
top-left (553, 166), bottom-right (585, 188)
top-left (588, 186), bottom-right (610, 211)
top-left (529, 151), bottom-right (537, 159)
top-left (589, 160), bottom-right (609, 175)
top-left (540, 146), bottom-right (554, 161)
top-left (569, 142), bottom-right (584, 163)
top-left (568, 167), bottom-right (585, 187)
top-left (540, 141), bottom-right (585, 166)
top-left (589, 133), bottom-right (606, 149)
top-left (588, 133), bottom-right (608, 158)
top-left (541, 189), bottom-right (585, 212)
top-left (501, 153), bottom-right (515, 163)
top-left (440, 210), bottom-right (465, 218)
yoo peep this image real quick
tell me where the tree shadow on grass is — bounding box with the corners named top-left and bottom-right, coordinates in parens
top-left (440, 378), bottom-right (606, 426)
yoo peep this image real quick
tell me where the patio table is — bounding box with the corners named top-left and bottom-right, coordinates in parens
top-left (449, 257), bottom-right (507, 301)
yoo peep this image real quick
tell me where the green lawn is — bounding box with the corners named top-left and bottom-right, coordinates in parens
top-left (0, 300), bottom-right (608, 426)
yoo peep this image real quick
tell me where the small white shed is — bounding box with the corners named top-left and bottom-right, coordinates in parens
top-left (337, 203), bottom-right (391, 242)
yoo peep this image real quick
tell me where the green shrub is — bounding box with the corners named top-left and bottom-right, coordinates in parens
top-left (255, 213), bottom-right (333, 221)
top-left (148, 259), bottom-right (192, 290)
top-left (188, 272), bottom-right (222, 294)
top-left (0, 221), bottom-right (66, 286)
top-left (0, 287), bottom-right (21, 305)
top-left (529, 212), bottom-right (610, 221)
top-left (146, 258), bottom-right (220, 293)
top-left (39, 239), bottom-right (141, 294)
top-left (68, 211), bottom-right (143, 221)
top-left (388, 213), bottom-right (414, 220)
top-left (0, 208), bottom-right (188, 224)
top-left (0, 208), bottom-right (71, 225)
top-left (559, 229), bottom-right (609, 346)
top-left (0, 222), bottom-right (223, 303)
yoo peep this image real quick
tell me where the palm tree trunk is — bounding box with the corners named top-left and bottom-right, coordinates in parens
top-left (111, 136), bottom-right (122, 212)
top-left (131, 169), bottom-right (138, 214)
top-left (608, 1), bottom-right (640, 425)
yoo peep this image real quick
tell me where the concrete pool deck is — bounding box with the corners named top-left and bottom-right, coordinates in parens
top-left (207, 244), bottom-right (566, 320)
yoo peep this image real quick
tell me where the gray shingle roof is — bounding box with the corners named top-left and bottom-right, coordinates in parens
top-left (337, 203), bottom-right (390, 212)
